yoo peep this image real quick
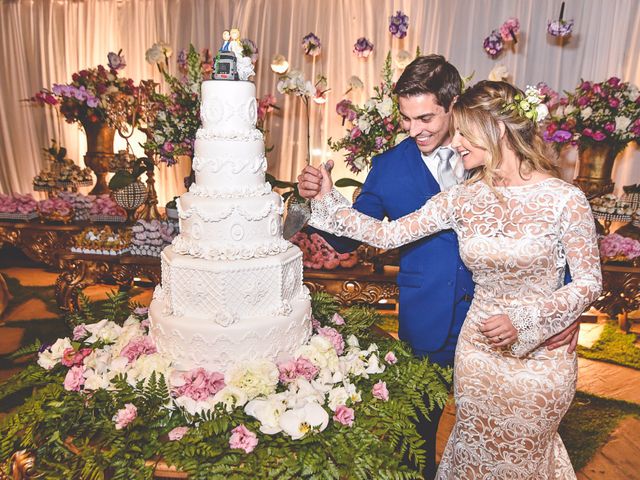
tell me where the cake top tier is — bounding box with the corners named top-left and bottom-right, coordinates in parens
top-left (199, 80), bottom-right (257, 136)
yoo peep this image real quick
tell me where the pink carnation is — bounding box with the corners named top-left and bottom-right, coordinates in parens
top-left (113, 403), bottom-right (138, 430)
top-left (372, 380), bottom-right (389, 401)
top-left (295, 357), bottom-right (319, 381)
top-left (72, 324), bottom-right (88, 341)
top-left (333, 405), bottom-right (355, 426)
top-left (173, 367), bottom-right (226, 401)
top-left (120, 336), bottom-right (157, 363)
top-left (331, 313), bottom-right (345, 325)
top-left (63, 365), bottom-right (86, 391)
top-left (317, 326), bottom-right (345, 355)
top-left (229, 424), bottom-right (259, 453)
top-left (384, 351), bottom-right (397, 364)
top-left (168, 426), bottom-right (190, 441)
top-left (277, 359), bottom-right (299, 384)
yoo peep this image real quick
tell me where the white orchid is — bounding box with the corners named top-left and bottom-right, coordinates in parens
top-left (84, 319), bottom-right (122, 344)
top-left (278, 402), bottom-right (329, 440)
top-left (245, 393), bottom-right (289, 435)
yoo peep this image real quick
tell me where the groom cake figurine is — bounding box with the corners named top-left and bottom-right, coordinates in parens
top-left (298, 55), bottom-right (580, 479)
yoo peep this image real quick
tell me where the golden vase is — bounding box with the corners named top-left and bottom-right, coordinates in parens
top-left (81, 120), bottom-right (116, 195)
top-left (573, 144), bottom-right (618, 198)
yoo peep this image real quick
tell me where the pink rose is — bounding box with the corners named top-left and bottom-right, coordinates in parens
top-left (592, 131), bottom-right (607, 141)
top-left (168, 426), bottom-right (190, 441)
top-left (72, 324), bottom-right (89, 341)
top-left (384, 351), bottom-right (397, 364)
top-left (63, 365), bottom-right (86, 391)
top-left (372, 381), bottom-right (389, 401)
top-left (229, 424), bottom-right (258, 453)
top-left (317, 326), bottom-right (345, 355)
top-left (114, 403), bottom-right (138, 430)
top-left (333, 405), bottom-right (355, 426)
top-left (331, 313), bottom-right (345, 326)
top-left (608, 97), bottom-right (620, 108)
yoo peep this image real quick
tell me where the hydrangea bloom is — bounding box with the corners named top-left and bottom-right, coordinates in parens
top-left (389, 11), bottom-right (409, 39)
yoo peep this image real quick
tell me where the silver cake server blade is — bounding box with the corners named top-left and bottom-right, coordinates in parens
top-left (283, 200), bottom-right (311, 240)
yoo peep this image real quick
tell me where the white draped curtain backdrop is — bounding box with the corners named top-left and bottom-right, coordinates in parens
top-left (1, 0), bottom-right (639, 204)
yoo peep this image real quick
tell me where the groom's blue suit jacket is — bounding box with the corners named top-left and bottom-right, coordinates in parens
top-left (315, 138), bottom-right (475, 353)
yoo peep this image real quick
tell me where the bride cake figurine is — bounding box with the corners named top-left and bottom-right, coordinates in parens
top-left (214, 28), bottom-right (254, 81)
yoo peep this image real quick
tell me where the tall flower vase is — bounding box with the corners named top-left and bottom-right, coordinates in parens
top-left (573, 144), bottom-right (618, 199)
top-left (81, 120), bottom-right (116, 195)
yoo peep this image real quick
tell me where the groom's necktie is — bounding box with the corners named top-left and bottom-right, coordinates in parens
top-left (436, 147), bottom-right (457, 191)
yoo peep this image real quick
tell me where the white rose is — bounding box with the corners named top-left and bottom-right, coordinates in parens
top-left (615, 116), bottom-right (632, 132)
top-left (244, 393), bottom-right (289, 435)
top-left (279, 402), bottom-right (329, 440)
top-left (628, 85), bottom-right (639, 102)
top-left (581, 107), bottom-right (593, 120)
top-left (376, 97), bottom-right (394, 118)
top-left (84, 319), bottom-right (122, 344)
top-left (145, 44), bottom-right (164, 65)
top-left (488, 64), bottom-right (509, 82)
top-left (535, 104), bottom-right (549, 122)
top-left (212, 385), bottom-right (248, 412)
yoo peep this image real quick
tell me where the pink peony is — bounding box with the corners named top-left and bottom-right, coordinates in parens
top-left (384, 351), bottom-right (398, 364)
top-left (229, 424), bottom-right (258, 453)
top-left (113, 403), bottom-right (138, 430)
top-left (317, 326), bottom-right (345, 355)
top-left (63, 365), bottom-right (86, 391)
top-left (168, 426), bottom-right (190, 441)
top-left (372, 381), bottom-right (389, 401)
top-left (72, 324), bottom-right (89, 341)
top-left (173, 367), bottom-right (226, 401)
top-left (120, 336), bottom-right (157, 363)
top-left (333, 405), bottom-right (355, 426)
top-left (331, 313), bottom-right (345, 326)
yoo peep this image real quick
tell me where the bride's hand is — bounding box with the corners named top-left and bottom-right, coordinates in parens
top-left (316, 159), bottom-right (335, 200)
top-left (479, 314), bottom-right (518, 347)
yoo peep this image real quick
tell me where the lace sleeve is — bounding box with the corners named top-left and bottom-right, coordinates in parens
top-left (508, 188), bottom-right (603, 357)
top-left (308, 187), bottom-right (455, 250)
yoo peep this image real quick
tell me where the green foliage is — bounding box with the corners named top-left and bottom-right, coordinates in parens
top-left (577, 321), bottom-right (640, 370)
top-left (0, 297), bottom-right (449, 478)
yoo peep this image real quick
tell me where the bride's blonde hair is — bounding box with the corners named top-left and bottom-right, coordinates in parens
top-left (452, 80), bottom-right (559, 188)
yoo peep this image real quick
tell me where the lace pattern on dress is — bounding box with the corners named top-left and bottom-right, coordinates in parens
top-left (507, 304), bottom-right (542, 357)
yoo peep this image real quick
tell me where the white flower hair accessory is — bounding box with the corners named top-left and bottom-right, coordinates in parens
top-left (502, 85), bottom-right (549, 123)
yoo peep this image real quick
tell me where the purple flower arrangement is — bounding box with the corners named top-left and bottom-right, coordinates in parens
top-left (31, 51), bottom-right (138, 127)
top-left (388, 11), bottom-right (409, 39)
top-left (483, 30), bottom-right (504, 57)
top-left (353, 37), bottom-right (374, 58)
top-left (541, 77), bottom-right (640, 151)
top-left (301, 33), bottom-right (322, 56)
top-left (548, 2), bottom-right (574, 38)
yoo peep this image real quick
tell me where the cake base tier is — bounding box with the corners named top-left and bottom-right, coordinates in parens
top-left (148, 294), bottom-right (312, 372)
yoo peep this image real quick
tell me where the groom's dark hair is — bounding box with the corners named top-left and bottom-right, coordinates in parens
top-left (393, 54), bottom-right (462, 112)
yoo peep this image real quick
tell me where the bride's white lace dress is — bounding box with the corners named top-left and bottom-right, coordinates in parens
top-left (309, 178), bottom-right (602, 479)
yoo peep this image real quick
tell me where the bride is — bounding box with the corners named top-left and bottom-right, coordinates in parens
top-left (309, 81), bottom-right (602, 479)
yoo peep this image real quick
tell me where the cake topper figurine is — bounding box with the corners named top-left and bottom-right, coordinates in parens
top-left (214, 27), bottom-right (255, 81)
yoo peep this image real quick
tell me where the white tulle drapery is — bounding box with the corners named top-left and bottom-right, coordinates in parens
top-left (1, 0), bottom-right (638, 204)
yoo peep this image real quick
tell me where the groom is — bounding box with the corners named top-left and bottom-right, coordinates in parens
top-left (298, 55), bottom-right (579, 479)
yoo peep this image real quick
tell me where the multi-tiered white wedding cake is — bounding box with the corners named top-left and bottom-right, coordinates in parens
top-left (149, 80), bottom-right (312, 372)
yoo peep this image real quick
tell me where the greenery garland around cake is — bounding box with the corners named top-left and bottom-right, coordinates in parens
top-left (0, 293), bottom-right (450, 479)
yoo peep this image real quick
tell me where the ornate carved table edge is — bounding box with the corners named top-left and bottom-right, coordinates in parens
top-left (303, 265), bottom-right (399, 307)
top-left (54, 251), bottom-right (161, 312)
top-left (595, 262), bottom-right (640, 332)
top-left (0, 450), bottom-right (40, 480)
